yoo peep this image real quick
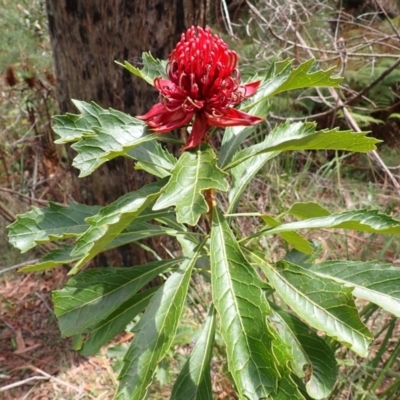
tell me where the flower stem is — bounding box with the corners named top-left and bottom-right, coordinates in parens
top-left (205, 188), bottom-right (215, 228)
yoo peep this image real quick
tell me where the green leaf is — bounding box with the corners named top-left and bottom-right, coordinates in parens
top-left (52, 101), bottom-right (106, 143)
top-left (116, 52), bottom-right (167, 85)
top-left (70, 179), bottom-right (166, 274)
top-left (80, 287), bottom-right (158, 356)
top-left (153, 146), bottom-right (229, 226)
top-left (262, 215), bottom-right (313, 254)
top-left (286, 202), bottom-right (331, 218)
top-left (104, 222), bottom-right (182, 250)
top-left (309, 261), bottom-right (400, 317)
top-left (115, 244), bottom-right (204, 400)
top-left (227, 151), bottom-right (280, 213)
top-left (170, 305), bottom-right (216, 400)
top-left (211, 207), bottom-right (290, 399)
top-left (227, 121), bottom-right (379, 170)
top-left (275, 375), bottom-right (306, 400)
top-left (270, 304), bottom-right (337, 399)
top-left (52, 100), bottom-right (157, 177)
top-left (389, 113), bottom-right (400, 120)
top-left (260, 209), bottom-right (400, 237)
top-left (101, 208), bottom-right (197, 251)
top-left (128, 140), bottom-right (177, 178)
top-left (18, 245), bottom-right (79, 272)
top-left (246, 59), bottom-right (341, 106)
top-left (218, 97), bottom-right (269, 168)
top-left (7, 202), bottom-right (100, 253)
top-left (256, 257), bottom-right (372, 356)
top-left (53, 258), bottom-right (181, 337)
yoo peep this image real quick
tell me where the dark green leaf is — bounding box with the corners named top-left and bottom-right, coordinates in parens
top-left (211, 207), bottom-right (290, 399)
top-left (115, 244), bottom-right (203, 400)
top-left (53, 258), bottom-right (181, 336)
top-left (128, 140), bottom-right (176, 178)
top-left (80, 287), bottom-right (158, 356)
top-left (275, 375), bottom-right (305, 400)
top-left (309, 260), bottom-right (400, 317)
top-left (154, 146), bottom-right (229, 225)
top-left (171, 305), bottom-right (216, 400)
top-left (70, 179), bottom-right (166, 274)
top-left (256, 258), bottom-right (372, 356)
top-left (105, 222), bottom-right (184, 250)
top-left (19, 245), bottom-right (79, 272)
top-left (7, 202), bottom-right (100, 253)
top-left (270, 304), bottom-right (337, 399)
top-left (262, 215), bottom-right (313, 254)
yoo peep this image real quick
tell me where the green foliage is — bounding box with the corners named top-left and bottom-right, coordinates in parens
top-left (7, 56), bottom-right (400, 400)
top-left (8, 202), bottom-right (101, 253)
top-left (154, 147), bottom-right (229, 225)
top-left (170, 305), bottom-right (216, 400)
top-left (269, 303), bottom-right (337, 399)
top-left (52, 100), bottom-right (157, 177)
top-left (115, 53), bottom-right (167, 86)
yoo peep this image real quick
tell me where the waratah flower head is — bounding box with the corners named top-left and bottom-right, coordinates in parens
top-left (137, 26), bottom-right (263, 150)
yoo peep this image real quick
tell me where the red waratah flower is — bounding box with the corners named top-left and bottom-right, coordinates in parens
top-left (137, 26), bottom-right (264, 150)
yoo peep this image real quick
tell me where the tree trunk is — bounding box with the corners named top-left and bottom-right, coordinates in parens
top-left (45, 0), bottom-right (207, 266)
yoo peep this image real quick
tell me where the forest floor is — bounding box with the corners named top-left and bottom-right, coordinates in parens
top-left (0, 268), bottom-right (117, 400)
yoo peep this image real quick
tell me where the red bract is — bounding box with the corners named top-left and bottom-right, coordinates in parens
top-left (137, 26), bottom-right (263, 150)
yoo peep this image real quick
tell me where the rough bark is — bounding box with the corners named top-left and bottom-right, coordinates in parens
top-left (45, 0), bottom-right (207, 266)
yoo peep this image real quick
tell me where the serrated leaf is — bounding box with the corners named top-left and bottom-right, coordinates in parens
top-left (270, 304), bottom-right (337, 399)
top-left (19, 245), bottom-right (79, 272)
top-left (309, 261), bottom-right (400, 317)
top-left (128, 140), bottom-right (176, 178)
top-left (227, 121), bottom-right (379, 170)
top-left (262, 215), bottom-right (313, 254)
top-left (255, 257), bottom-right (372, 356)
top-left (80, 287), bottom-right (158, 356)
top-left (70, 179), bottom-right (166, 274)
top-left (7, 202), bottom-right (100, 253)
top-left (115, 243), bottom-right (204, 400)
top-left (52, 101), bottom-right (106, 143)
top-left (52, 100), bottom-right (157, 177)
top-left (153, 146), bottom-right (229, 226)
top-left (170, 305), bottom-right (216, 400)
top-left (245, 59), bottom-right (341, 108)
top-left (260, 209), bottom-right (400, 237)
top-left (53, 258), bottom-right (181, 337)
top-left (116, 52), bottom-right (167, 85)
top-left (211, 207), bottom-right (290, 399)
